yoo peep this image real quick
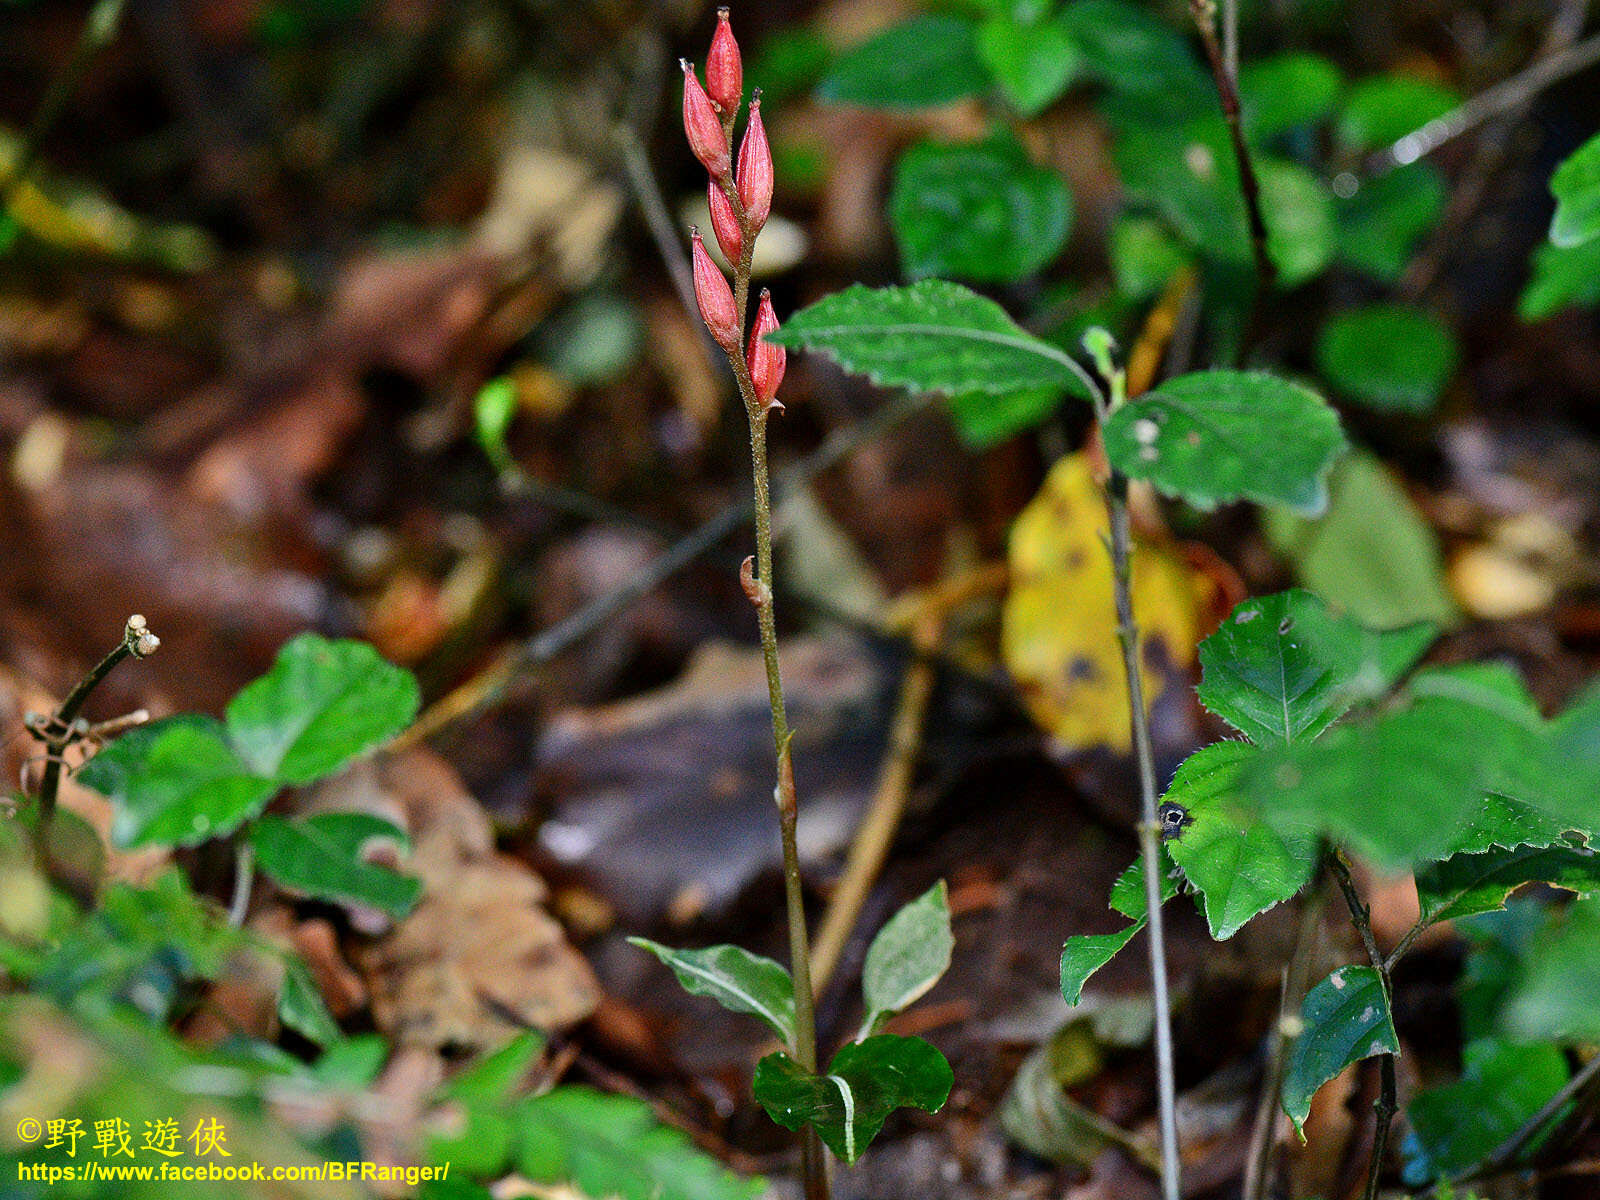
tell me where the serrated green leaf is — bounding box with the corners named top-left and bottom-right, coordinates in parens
top-left (250, 813), bottom-right (420, 918)
top-left (1550, 131), bottom-right (1600, 248)
top-left (862, 881), bottom-right (953, 1034)
top-left (1108, 849), bottom-right (1179, 921)
top-left (1164, 742), bottom-right (1318, 939)
top-left (80, 716), bottom-right (278, 849)
top-left (817, 15), bottom-right (987, 110)
top-left (1315, 304), bottom-right (1458, 414)
top-left (1441, 792), bottom-right (1574, 860)
top-left (1239, 52), bottom-right (1343, 142)
top-left (1404, 1037), bottom-right (1568, 1182)
top-left (226, 635), bottom-right (419, 785)
top-left (1416, 841), bottom-right (1600, 927)
top-left (1060, 926), bottom-right (1139, 1006)
top-left (1335, 163), bottom-right (1447, 283)
top-left (1197, 589), bottom-right (1436, 744)
top-left (770, 280), bottom-right (1094, 398)
top-left (278, 952), bottom-right (340, 1046)
top-left (629, 939), bottom-right (795, 1044)
top-left (890, 131), bottom-right (1072, 283)
top-left (1102, 370), bottom-right (1346, 514)
top-left (1521, 233), bottom-right (1600, 320)
top-left (515, 1086), bottom-right (765, 1200)
top-left (1264, 450), bottom-right (1462, 630)
top-left (1337, 75), bottom-right (1458, 150)
top-left (1282, 965), bottom-right (1398, 1133)
top-left (977, 13), bottom-right (1080, 116)
top-left (753, 1035), bottom-right (953, 1163)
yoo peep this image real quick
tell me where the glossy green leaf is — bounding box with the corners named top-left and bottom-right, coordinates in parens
top-left (1440, 792), bottom-right (1574, 860)
top-left (1239, 52), bottom-right (1343, 142)
top-left (1057, 0), bottom-right (1208, 102)
top-left (1264, 450), bottom-right (1461, 630)
top-left (226, 634), bottom-right (419, 785)
top-left (250, 812), bottom-right (421, 919)
top-left (1164, 742), bottom-right (1318, 939)
top-left (629, 939), bottom-right (795, 1044)
top-left (1549, 131), bottom-right (1600, 248)
top-left (1520, 235), bottom-right (1600, 320)
top-left (1113, 118), bottom-right (1244, 257)
top-left (278, 952), bottom-right (340, 1046)
top-left (862, 881), bottom-right (954, 1033)
top-left (1061, 926), bottom-right (1139, 1006)
top-left (1102, 370), bottom-right (1346, 514)
top-left (1315, 304), bottom-right (1458, 414)
top-left (1261, 161), bottom-right (1336, 288)
top-left (1405, 1038), bottom-right (1568, 1181)
top-left (1108, 849), bottom-right (1179, 921)
top-left (80, 716), bottom-right (278, 849)
top-left (1336, 75), bottom-right (1458, 150)
top-left (516, 1086), bottom-right (765, 1200)
top-left (1282, 965), bottom-right (1398, 1132)
top-left (1416, 841), bottom-right (1600, 927)
top-left (946, 387), bottom-right (1063, 447)
top-left (770, 280), bottom-right (1094, 398)
top-left (978, 13), bottom-right (1079, 116)
top-left (891, 132), bottom-right (1072, 283)
top-left (1110, 215), bottom-right (1191, 301)
top-left (1197, 589), bottom-right (1435, 744)
top-left (1335, 163), bottom-right (1447, 283)
top-left (1505, 898), bottom-right (1600, 1042)
top-left (817, 16), bottom-right (987, 110)
top-left (753, 1035), bottom-right (953, 1163)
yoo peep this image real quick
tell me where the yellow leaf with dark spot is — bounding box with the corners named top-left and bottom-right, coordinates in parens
top-left (1002, 453), bottom-right (1213, 752)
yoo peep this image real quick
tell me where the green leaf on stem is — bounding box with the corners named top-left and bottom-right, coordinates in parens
top-left (1101, 370), bottom-right (1346, 514)
top-left (250, 812), bottom-right (421, 919)
top-left (226, 634), bottom-right (419, 785)
top-left (890, 131), bottom-right (1073, 283)
top-left (1416, 841), bottom-right (1600, 927)
top-left (977, 12), bottom-right (1080, 116)
top-left (1335, 163), bottom-right (1447, 283)
top-left (628, 939), bottom-right (796, 1045)
top-left (1520, 236), bottom-right (1600, 320)
top-left (816, 16), bottom-right (987, 110)
top-left (1315, 304), bottom-right (1459, 414)
top-left (1163, 742), bottom-right (1318, 939)
top-left (861, 881), bottom-right (954, 1035)
top-left (1057, 0), bottom-right (1208, 102)
top-left (1505, 898), bottom-right (1600, 1042)
top-left (1196, 589), bottom-right (1436, 745)
top-left (80, 716), bottom-right (278, 849)
top-left (770, 280), bottom-right (1093, 399)
top-left (1282, 965), bottom-right (1399, 1133)
top-left (278, 952), bottom-right (341, 1046)
top-left (1060, 926), bottom-right (1140, 1006)
top-left (1239, 52), bottom-right (1344, 142)
top-left (1404, 1037), bottom-right (1569, 1182)
top-left (1260, 161), bottom-right (1337, 288)
top-left (752, 1035), bottom-right (953, 1163)
top-left (1336, 75), bottom-right (1458, 150)
top-left (515, 1086), bottom-right (765, 1200)
top-left (1549, 131), bottom-right (1600, 249)
top-left (946, 387), bottom-right (1064, 448)
top-left (1107, 850), bottom-right (1179, 922)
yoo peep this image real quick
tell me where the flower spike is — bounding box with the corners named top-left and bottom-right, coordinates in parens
top-left (736, 93), bottom-right (773, 234)
top-left (706, 9), bottom-right (743, 115)
top-left (681, 60), bottom-right (731, 181)
top-left (708, 180), bottom-right (742, 264)
top-left (691, 228), bottom-right (739, 350)
top-left (749, 289), bottom-right (786, 411)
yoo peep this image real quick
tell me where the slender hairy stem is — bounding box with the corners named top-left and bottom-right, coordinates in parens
top-left (1327, 851), bottom-right (1397, 1200)
top-left (1189, 0), bottom-right (1275, 295)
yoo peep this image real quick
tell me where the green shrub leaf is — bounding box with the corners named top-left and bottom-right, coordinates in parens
top-left (250, 813), bottom-right (421, 919)
top-left (1102, 370), bottom-right (1346, 514)
top-left (1521, 236), bottom-right (1600, 320)
top-left (1197, 589), bottom-right (1436, 745)
top-left (770, 280), bottom-right (1095, 398)
top-left (1335, 163), bottom-right (1447, 283)
top-left (1058, 0), bottom-right (1208, 101)
top-left (278, 953), bottom-right (341, 1046)
top-left (946, 387), bottom-right (1064, 447)
top-left (1405, 1038), bottom-right (1568, 1181)
top-left (226, 634), bottom-right (420, 785)
top-left (977, 13), bottom-right (1080, 116)
top-left (1336, 75), bottom-right (1458, 150)
top-left (753, 1035), bottom-right (953, 1163)
top-left (816, 16), bottom-right (986, 110)
top-left (1416, 841), bottom-right (1600, 927)
top-left (1549, 131), bottom-right (1600, 248)
top-left (1108, 849), bottom-right (1179, 921)
top-left (862, 881), bottom-right (953, 1034)
top-left (1315, 304), bottom-right (1458, 414)
top-left (1164, 742), bottom-right (1318, 939)
top-left (80, 716), bottom-right (278, 849)
top-left (1061, 926), bottom-right (1140, 1006)
top-left (1505, 898), bottom-right (1600, 1042)
top-left (1239, 52), bottom-right (1343, 142)
top-left (1282, 965), bottom-right (1398, 1132)
top-left (629, 939), bottom-right (795, 1044)
top-left (890, 131), bottom-right (1072, 283)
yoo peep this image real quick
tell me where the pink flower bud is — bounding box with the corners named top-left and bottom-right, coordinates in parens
top-left (708, 181), bottom-right (742, 264)
top-left (691, 229), bottom-right (739, 350)
top-left (681, 60), bottom-right (730, 180)
top-left (749, 289), bottom-right (786, 411)
top-left (706, 9), bottom-right (743, 115)
top-left (736, 93), bottom-right (773, 233)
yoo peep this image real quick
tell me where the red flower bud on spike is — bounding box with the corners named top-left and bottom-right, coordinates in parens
top-left (691, 229), bottom-right (739, 350)
top-left (749, 289), bottom-right (786, 411)
top-left (708, 181), bottom-right (742, 264)
top-left (706, 9), bottom-right (743, 115)
top-left (681, 60), bottom-right (730, 180)
top-left (736, 93), bottom-right (773, 233)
